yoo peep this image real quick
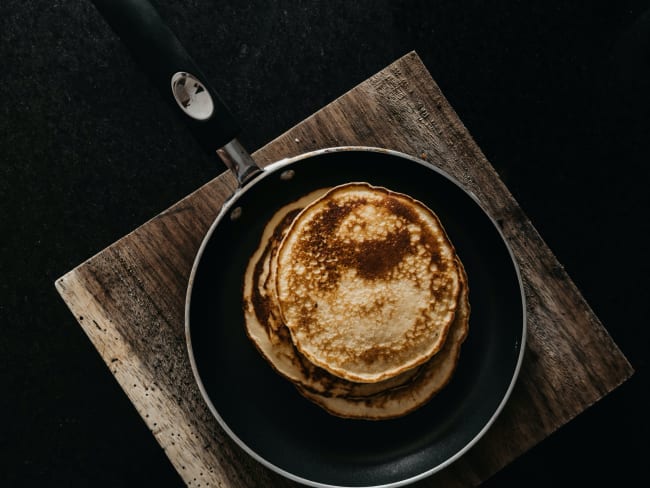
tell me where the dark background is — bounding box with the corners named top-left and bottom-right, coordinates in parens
top-left (1, 0), bottom-right (648, 486)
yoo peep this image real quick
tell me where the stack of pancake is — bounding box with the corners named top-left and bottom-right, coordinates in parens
top-left (243, 183), bottom-right (469, 420)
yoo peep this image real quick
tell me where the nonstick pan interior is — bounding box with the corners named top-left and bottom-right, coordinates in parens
top-left (187, 148), bottom-right (525, 487)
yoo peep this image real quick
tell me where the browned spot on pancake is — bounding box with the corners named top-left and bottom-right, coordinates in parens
top-left (357, 346), bottom-right (386, 366)
top-left (290, 194), bottom-right (449, 285)
top-left (342, 226), bottom-right (412, 280)
top-left (386, 194), bottom-right (419, 223)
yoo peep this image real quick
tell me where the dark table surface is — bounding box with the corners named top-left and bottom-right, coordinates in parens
top-left (1, 1), bottom-right (648, 486)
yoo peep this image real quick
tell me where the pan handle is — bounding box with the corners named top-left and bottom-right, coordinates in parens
top-left (90, 0), bottom-right (261, 185)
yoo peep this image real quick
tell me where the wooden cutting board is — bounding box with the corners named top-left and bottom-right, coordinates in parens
top-left (55, 51), bottom-right (633, 487)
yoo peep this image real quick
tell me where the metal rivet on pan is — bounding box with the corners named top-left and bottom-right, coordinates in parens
top-left (280, 169), bottom-right (295, 181)
top-left (230, 207), bottom-right (243, 221)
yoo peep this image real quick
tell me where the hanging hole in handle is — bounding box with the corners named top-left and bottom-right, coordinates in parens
top-left (171, 72), bottom-right (214, 120)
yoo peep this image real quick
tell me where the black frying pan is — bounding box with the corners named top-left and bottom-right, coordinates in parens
top-left (92, 1), bottom-right (526, 486)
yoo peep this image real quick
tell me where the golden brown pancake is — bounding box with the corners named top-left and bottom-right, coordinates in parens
top-left (275, 183), bottom-right (461, 383)
top-left (296, 263), bottom-right (470, 420)
top-left (243, 182), bottom-right (470, 420)
top-left (243, 188), bottom-right (423, 398)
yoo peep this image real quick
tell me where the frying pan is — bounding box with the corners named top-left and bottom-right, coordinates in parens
top-left (92, 1), bottom-right (526, 486)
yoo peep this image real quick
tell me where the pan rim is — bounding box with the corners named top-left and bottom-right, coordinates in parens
top-left (185, 146), bottom-right (527, 488)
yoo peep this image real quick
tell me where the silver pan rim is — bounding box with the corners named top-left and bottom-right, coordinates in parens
top-left (184, 145), bottom-right (527, 488)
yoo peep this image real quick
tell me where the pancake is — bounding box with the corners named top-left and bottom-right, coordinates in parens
top-left (275, 183), bottom-right (461, 383)
top-left (296, 264), bottom-right (470, 420)
top-left (243, 188), bottom-right (423, 398)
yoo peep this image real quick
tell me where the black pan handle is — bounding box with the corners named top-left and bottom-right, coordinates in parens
top-left (91, 0), bottom-right (261, 184)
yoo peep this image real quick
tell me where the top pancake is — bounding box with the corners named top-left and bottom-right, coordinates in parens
top-left (275, 183), bottom-right (461, 383)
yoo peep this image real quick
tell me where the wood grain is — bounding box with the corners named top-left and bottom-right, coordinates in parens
top-left (55, 51), bottom-right (632, 487)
